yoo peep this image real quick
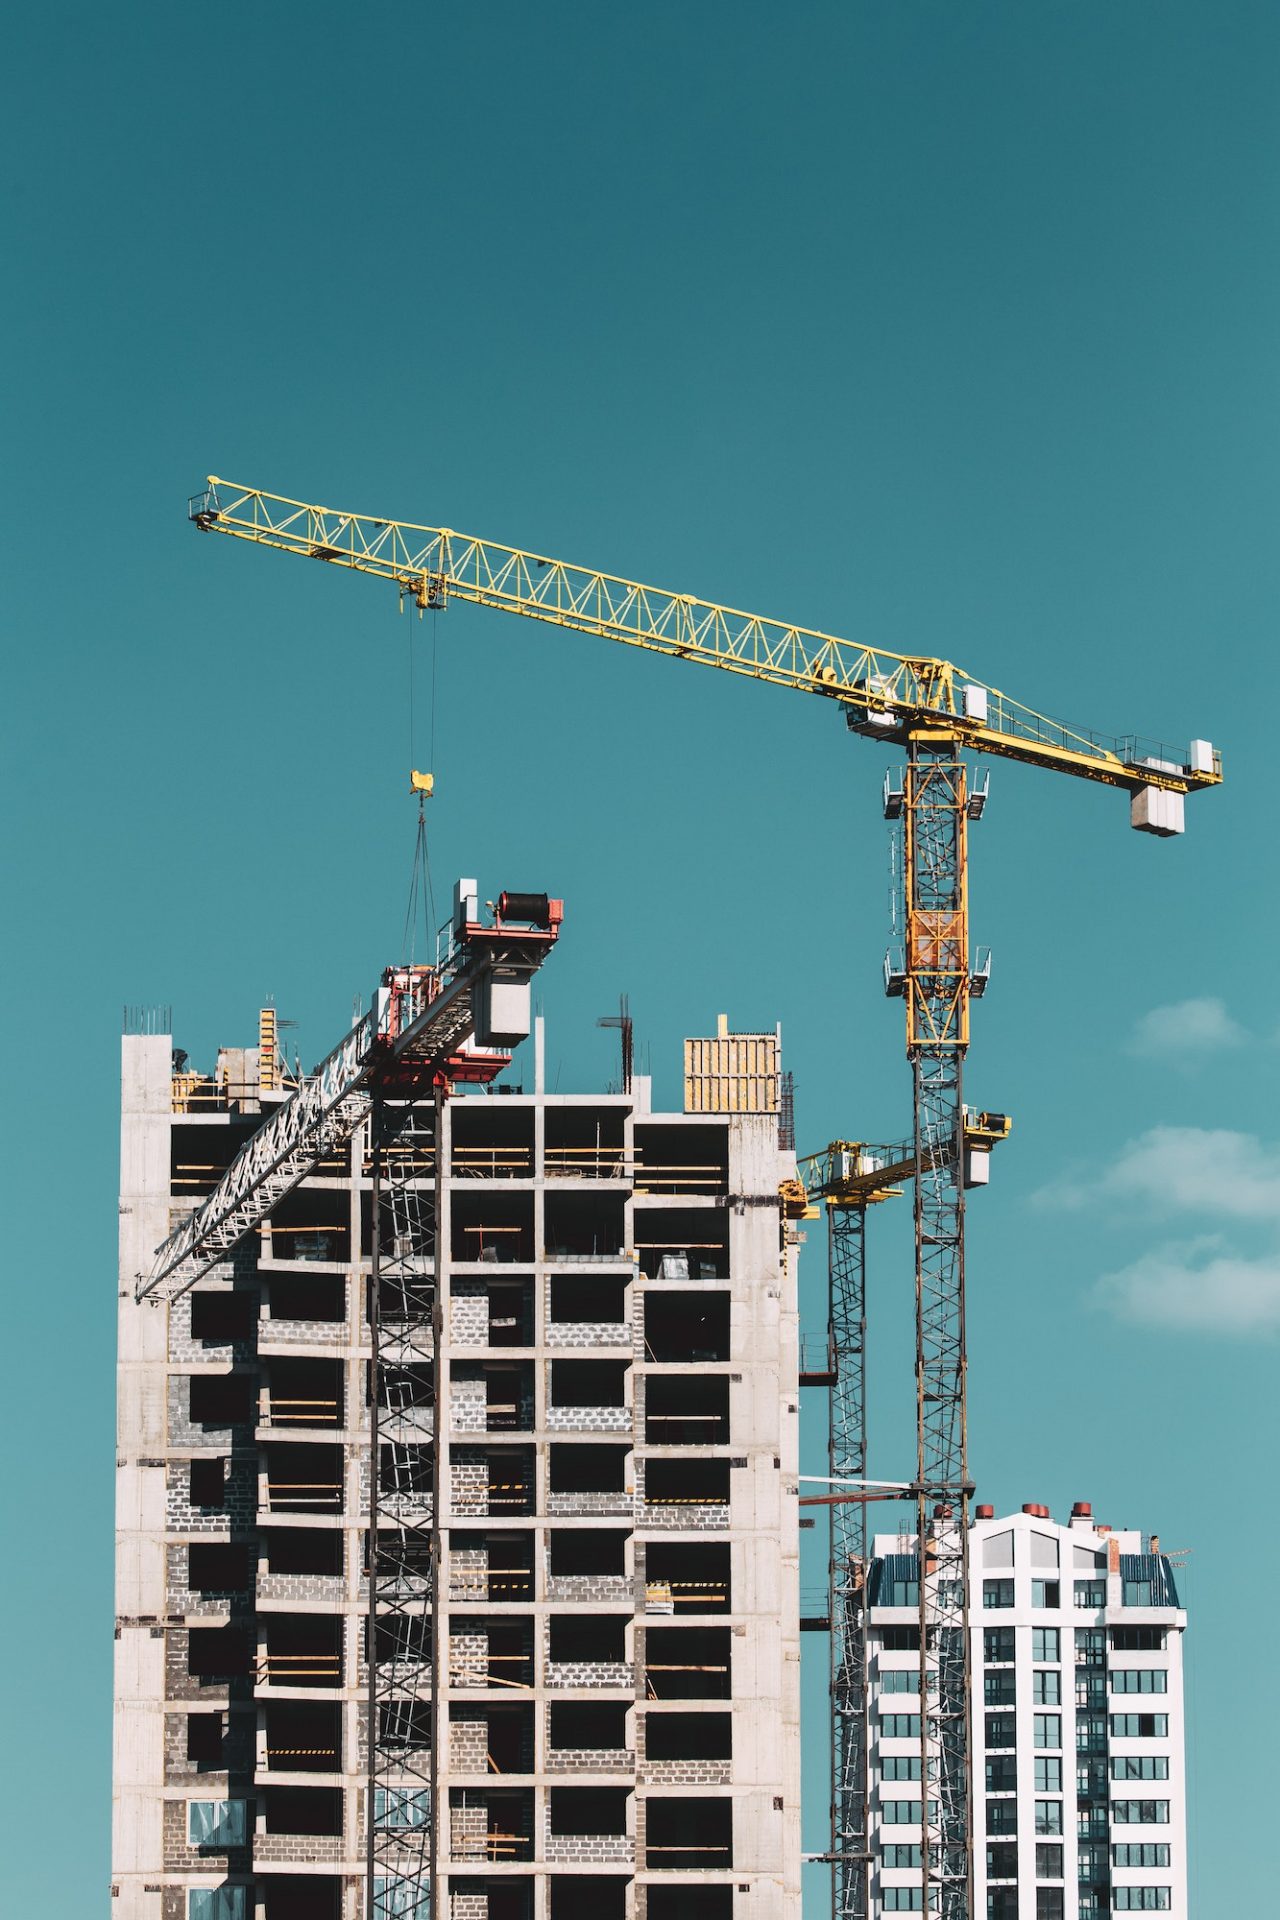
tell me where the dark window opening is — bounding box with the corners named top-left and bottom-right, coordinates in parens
top-left (549, 1701), bottom-right (629, 1752)
top-left (635, 1205), bottom-right (729, 1279)
top-left (549, 1614), bottom-right (627, 1665)
top-left (268, 1272), bottom-right (345, 1322)
top-left (548, 1444), bottom-right (628, 1494)
top-left (265, 1441), bottom-right (343, 1513)
top-left (645, 1542), bottom-right (731, 1614)
top-left (645, 1372), bottom-right (729, 1444)
top-left (263, 1786), bottom-right (343, 1836)
top-left (549, 1529), bottom-right (628, 1577)
top-left (448, 1531), bottom-right (534, 1604)
top-left (633, 1123), bottom-right (728, 1195)
top-left (646, 1890), bottom-right (732, 1920)
top-left (451, 1618), bottom-right (534, 1690)
top-left (548, 1788), bottom-right (630, 1836)
top-left (544, 1104), bottom-right (625, 1178)
top-left (188, 1626), bottom-right (251, 1679)
top-left (379, 1363), bottom-right (433, 1411)
top-left (544, 1191), bottom-right (626, 1259)
top-left (449, 1879), bottom-right (532, 1920)
top-left (449, 1787), bottom-right (534, 1863)
top-left (189, 1458), bottom-right (227, 1509)
top-left (451, 1704), bottom-right (534, 1775)
top-left (186, 1711), bottom-right (225, 1768)
top-left (266, 1356), bottom-right (343, 1430)
top-left (644, 1291), bottom-right (729, 1363)
top-left (264, 1187), bottom-right (349, 1264)
top-left (190, 1289), bottom-right (257, 1344)
top-left (645, 1710), bottom-right (731, 1761)
top-left (645, 1794), bottom-right (732, 1867)
top-left (452, 1104), bottom-right (535, 1179)
top-left (188, 1373), bottom-right (255, 1429)
top-left (550, 1878), bottom-right (628, 1920)
top-left (550, 1359), bottom-right (628, 1409)
top-left (645, 1626), bottom-right (731, 1700)
top-left (452, 1190), bottom-right (534, 1264)
top-left (261, 1875), bottom-right (341, 1920)
top-left (262, 1528), bottom-right (342, 1577)
top-left (548, 1275), bottom-right (628, 1325)
top-left (880, 1626), bottom-right (921, 1652)
top-left (487, 1281), bottom-right (534, 1346)
top-left (264, 1614), bottom-right (343, 1689)
top-left (188, 1543), bottom-right (251, 1593)
top-left (264, 1701), bottom-right (342, 1772)
top-left (645, 1457), bottom-right (730, 1506)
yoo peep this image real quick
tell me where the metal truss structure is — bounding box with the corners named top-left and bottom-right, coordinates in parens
top-left (189, 476), bottom-right (1221, 1919)
top-left (902, 746), bottom-right (974, 1920)
top-left (189, 479), bottom-right (1221, 806)
top-left (367, 1090), bottom-right (442, 1920)
top-left (827, 1192), bottom-right (871, 1920)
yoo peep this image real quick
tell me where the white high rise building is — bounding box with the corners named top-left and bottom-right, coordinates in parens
top-left (863, 1503), bottom-right (1187, 1917)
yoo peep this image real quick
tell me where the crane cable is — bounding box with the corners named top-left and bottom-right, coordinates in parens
top-left (401, 607), bottom-right (439, 962)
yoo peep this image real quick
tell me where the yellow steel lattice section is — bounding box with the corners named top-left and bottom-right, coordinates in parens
top-left (192, 479), bottom-right (1221, 798)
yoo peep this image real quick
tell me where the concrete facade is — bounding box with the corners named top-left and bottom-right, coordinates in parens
top-left (864, 1505), bottom-right (1188, 1918)
top-left (114, 1016), bottom-right (803, 1920)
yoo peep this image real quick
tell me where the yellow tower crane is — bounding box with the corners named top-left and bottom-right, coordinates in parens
top-left (187, 478), bottom-right (1221, 1920)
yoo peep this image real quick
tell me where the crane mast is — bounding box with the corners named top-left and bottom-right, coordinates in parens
top-left (188, 478), bottom-right (1221, 1920)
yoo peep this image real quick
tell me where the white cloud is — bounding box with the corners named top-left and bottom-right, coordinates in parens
top-left (1035, 1127), bottom-right (1280, 1222)
top-left (1128, 996), bottom-right (1245, 1059)
top-left (1093, 1236), bottom-right (1280, 1336)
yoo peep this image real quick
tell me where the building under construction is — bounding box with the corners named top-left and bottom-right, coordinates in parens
top-left (112, 910), bottom-right (803, 1920)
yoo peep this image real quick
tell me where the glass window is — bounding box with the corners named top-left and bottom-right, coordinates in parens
top-left (985, 1713), bottom-right (1016, 1750)
top-left (1110, 1669), bottom-right (1167, 1694)
top-left (1032, 1670), bottom-right (1060, 1705)
top-left (1111, 1801), bottom-right (1170, 1824)
top-left (1111, 1756), bottom-right (1169, 1781)
top-left (189, 1896), bottom-right (246, 1920)
top-left (984, 1628), bottom-right (1015, 1663)
top-left (987, 1893), bottom-right (1018, 1920)
top-left (882, 1844), bottom-right (923, 1867)
top-left (882, 1892), bottom-right (923, 1912)
top-left (1035, 1894), bottom-right (1064, 1920)
top-left (985, 1797), bottom-right (1017, 1835)
top-left (1031, 1628), bottom-right (1060, 1661)
top-left (1122, 1578), bottom-right (1154, 1606)
top-left (985, 1842), bottom-right (1017, 1879)
top-left (1110, 1714), bottom-right (1168, 1738)
top-left (1074, 1580), bottom-right (1105, 1608)
top-left (1031, 1580), bottom-right (1060, 1608)
top-left (881, 1714), bottom-right (922, 1738)
top-left (1034, 1842), bottom-right (1063, 1879)
top-left (1076, 1712), bottom-right (1107, 1754)
top-left (881, 1670), bottom-right (918, 1694)
top-left (984, 1671), bottom-right (1016, 1705)
top-left (374, 1789), bottom-right (430, 1830)
top-left (187, 1802), bottom-right (247, 1848)
top-left (983, 1580), bottom-right (1015, 1609)
top-left (985, 1757), bottom-right (1016, 1793)
top-left (1075, 1628), bottom-right (1105, 1667)
top-left (1034, 1799), bottom-right (1062, 1835)
top-left (881, 1626), bottom-right (921, 1651)
top-left (883, 1756), bottom-right (922, 1781)
top-left (1033, 1757), bottom-right (1061, 1792)
top-left (373, 1881), bottom-right (431, 1920)
top-left (1113, 1893), bottom-right (1170, 1911)
top-left (1111, 1626), bottom-right (1166, 1651)
top-left (881, 1801), bottom-right (922, 1824)
top-left (886, 1578), bottom-right (920, 1607)
top-left (1033, 1714), bottom-right (1061, 1749)
top-left (1113, 1844), bottom-right (1171, 1867)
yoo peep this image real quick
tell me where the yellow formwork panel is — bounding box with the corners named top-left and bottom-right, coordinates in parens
top-left (684, 1016), bottom-right (780, 1115)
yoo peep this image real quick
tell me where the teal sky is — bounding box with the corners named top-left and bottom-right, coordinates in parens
top-left (3, 3), bottom-right (1275, 1910)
